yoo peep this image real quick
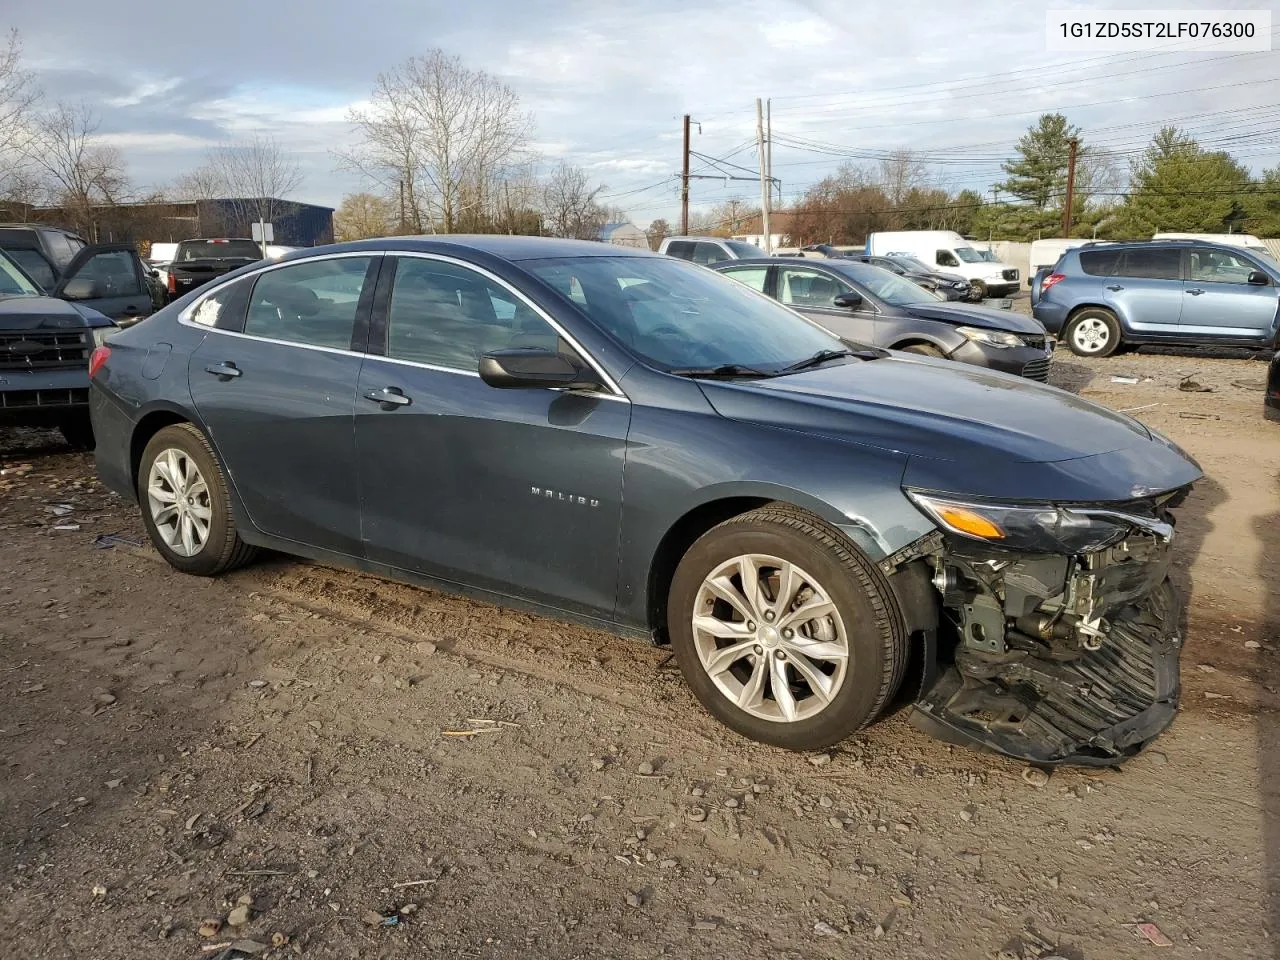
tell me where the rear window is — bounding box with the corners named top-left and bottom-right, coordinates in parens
top-left (177, 240), bottom-right (263, 262)
top-left (1119, 248), bottom-right (1181, 281)
top-left (1079, 249), bottom-right (1122, 276)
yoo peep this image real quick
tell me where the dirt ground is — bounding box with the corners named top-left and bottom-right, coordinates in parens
top-left (2, 347), bottom-right (1279, 960)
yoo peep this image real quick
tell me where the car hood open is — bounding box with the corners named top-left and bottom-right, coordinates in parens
top-left (896, 301), bottom-right (1045, 333)
top-left (697, 356), bottom-right (1202, 500)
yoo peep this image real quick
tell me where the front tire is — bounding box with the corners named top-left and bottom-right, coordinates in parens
top-left (137, 423), bottom-right (257, 576)
top-left (1064, 308), bottom-right (1121, 357)
top-left (667, 504), bottom-right (908, 751)
top-left (970, 280), bottom-right (988, 300)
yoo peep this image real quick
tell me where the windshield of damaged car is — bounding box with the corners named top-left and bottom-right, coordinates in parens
top-left (833, 262), bottom-right (944, 307)
top-left (524, 256), bottom-right (844, 373)
top-left (0, 251), bottom-right (42, 297)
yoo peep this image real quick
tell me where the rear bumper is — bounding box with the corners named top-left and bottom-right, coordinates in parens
top-left (0, 366), bottom-right (91, 426)
top-left (89, 382), bottom-right (137, 500)
top-left (1032, 300), bottom-right (1070, 335)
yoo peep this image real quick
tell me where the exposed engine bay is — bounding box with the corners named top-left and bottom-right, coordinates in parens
top-left (883, 488), bottom-right (1190, 765)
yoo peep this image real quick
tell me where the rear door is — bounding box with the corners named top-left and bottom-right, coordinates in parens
top-left (188, 254), bottom-right (379, 557)
top-left (1101, 248), bottom-right (1183, 333)
top-left (776, 264), bottom-right (882, 344)
top-left (1180, 247), bottom-right (1279, 339)
top-left (54, 244), bottom-right (154, 324)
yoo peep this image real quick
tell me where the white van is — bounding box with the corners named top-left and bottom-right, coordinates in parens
top-left (1028, 238), bottom-right (1091, 285)
top-left (865, 230), bottom-right (1020, 297)
top-left (1153, 232), bottom-right (1276, 263)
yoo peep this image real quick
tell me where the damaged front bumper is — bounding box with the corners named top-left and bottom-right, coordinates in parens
top-left (885, 492), bottom-right (1189, 766)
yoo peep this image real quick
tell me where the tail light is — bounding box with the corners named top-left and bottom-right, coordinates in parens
top-left (167, 272), bottom-right (176, 295)
top-left (1041, 273), bottom-right (1065, 293)
top-left (89, 345), bottom-right (111, 378)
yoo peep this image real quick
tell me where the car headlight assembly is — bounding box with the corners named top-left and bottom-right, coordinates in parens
top-left (906, 491), bottom-right (1132, 554)
top-left (955, 326), bottom-right (1023, 348)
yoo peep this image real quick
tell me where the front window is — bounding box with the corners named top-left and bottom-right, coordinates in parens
top-left (835, 262), bottom-right (943, 306)
top-left (177, 240), bottom-right (263, 262)
top-left (724, 240), bottom-right (765, 258)
top-left (525, 256), bottom-right (843, 372)
top-left (953, 247), bottom-right (985, 263)
top-left (75, 250), bottom-right (142, 297)
top-left (0, 251), bottom-right (42, 297)
top-left (1189, 249), bottom-right (1259, 284)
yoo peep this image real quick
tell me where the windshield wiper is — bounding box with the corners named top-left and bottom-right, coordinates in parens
top-left (669, 363), bottom-right (777, 380)
top-left (779, 348), bottom-right (869, 373)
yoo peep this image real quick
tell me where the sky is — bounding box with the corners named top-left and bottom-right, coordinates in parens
top-left (7, 0), bottom-right (1280, 225)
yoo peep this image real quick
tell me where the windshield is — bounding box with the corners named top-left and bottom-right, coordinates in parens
top-left (887, 255), bottom-right (933, 273)
top-left (836, 262), bottom-right (944, 306)
top-left (954, 247), bottom-right (985, 263)
top-left (724, 240), bottom-right (765, 258)
top-left (525, 256), bottom-right (843, 372)
top-left (177, 240), bottom-right (262, 262)
top-left (0, 251), bottom-right (42, 297)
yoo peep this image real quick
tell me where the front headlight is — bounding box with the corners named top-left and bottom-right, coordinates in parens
top-left (956, 326), bottom-right (1022, 348)
top-left (906, 491), bottom-right (1131, 554)
top-left (90, 326), bottom-right (117, 348)
top-left (952, 281), bottom-right (968, 289)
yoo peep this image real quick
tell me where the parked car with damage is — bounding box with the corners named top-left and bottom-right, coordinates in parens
top-left (0, 249), bottom-right (116, 447)
top-left (0, 225), bottom-right (155, 326)
top-left (857, 254), bottom-right (975, 302)
top-left (714, 257), bottom-right (1052, 380)
top-left (166, 238), bottom-right (263, 299)
top-left (89, 237), bottom-right (1200, 764)
top-left (1034, 239), bottom-right (1280, 357)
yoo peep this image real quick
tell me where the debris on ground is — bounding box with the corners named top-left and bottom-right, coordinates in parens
top-left (1111, 375), bottom-right (1140, 385)
top-left (1021, 766), bottom-right (1050, 788)
top-left (1178, 374), bottom-right (1214, 393)
top-left (1130, 921), bottom-right (1175, 946)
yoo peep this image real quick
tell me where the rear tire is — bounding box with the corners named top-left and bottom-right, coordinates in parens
top-left (137, 423), bottom-right (257, 576)
top-left (1064, 308), bottom-right (1121, 357)
top-left (59, 414), bottom-right (95, 451)
top-left (667, 504), bottom-right (908, 751)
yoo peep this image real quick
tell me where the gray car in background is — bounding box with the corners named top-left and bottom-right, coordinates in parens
top-left (715, 257), bottom-right (1052, 380)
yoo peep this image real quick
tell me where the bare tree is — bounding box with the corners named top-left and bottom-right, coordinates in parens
top-left (340, 50), bottom-right (533, 233)
top-left (334, 191), bottom-right (394, 241)
top-left (22, 102), bottom-right (129, 237)
top-left (540, 161), bottom-right (606, 240)
top-left (878, 149), bottom-right (928, 207)
top-left (646, 217), bottom-right (670, 250)
top-left (0, 29), bottom-right (41, 202)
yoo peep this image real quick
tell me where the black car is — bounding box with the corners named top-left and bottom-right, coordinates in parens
top-left (860, 254), bottom-right (976, 302)
top-left (0, 225), bottom-right (156, 326)
top-left (166, 238), bottom-right (263, 299)
top-left (0, 249), bottom-right (116, 447)
top-left (90, 237), bottom-right (1200, 764)
top-left (1267, 350), bottom-right (1280, 420)
top-left (714, 257), bottom-right (1052, 380)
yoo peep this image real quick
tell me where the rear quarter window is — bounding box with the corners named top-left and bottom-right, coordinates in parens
top-left (1078, 249), bottom-right (1122, 276)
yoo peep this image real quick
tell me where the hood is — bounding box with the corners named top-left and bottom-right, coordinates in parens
top-left (0, 295), bottom-right (113, 330)
top-left (898, 301), bottom-right (1045, 334)
top-left (698, 356), bottom-right (1156, 465)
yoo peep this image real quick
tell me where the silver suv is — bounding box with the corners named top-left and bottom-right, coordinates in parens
top-left (659, 236), bottom-right (764, 265)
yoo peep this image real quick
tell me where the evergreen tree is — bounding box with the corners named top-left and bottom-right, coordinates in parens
top-left (1120, 126), bottom-right (1252, 234)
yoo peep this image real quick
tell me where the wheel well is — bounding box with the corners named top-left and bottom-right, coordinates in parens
top-left (646, 496), bottom-right (772, 643)
top-left (891, 338), bottom-right (942, 352)
top-left (1065, 303), bottom-right (1116, 324)
top-left (130, 411), bottom-right (190, 490)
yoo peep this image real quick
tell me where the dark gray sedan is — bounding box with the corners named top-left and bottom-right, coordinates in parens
top-left (89, 237), bottom-right (1199, 764)
top-left (715, 258), bottom-right (1052, 380)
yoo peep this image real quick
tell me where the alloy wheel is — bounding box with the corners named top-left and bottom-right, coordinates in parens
top-left (691, 553), bottom-right (849, 723)
top-left (1072, 317), bottom-right (1111, 354)
top-left (147, 447), bottom-right (212, 557)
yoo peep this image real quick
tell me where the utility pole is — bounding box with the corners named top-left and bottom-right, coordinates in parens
top-left (680, 114), bottom-right (691, 236)
top-left (766, 98), bottom-right (773, 210)
top-left (1062, 137), bottom-right (1079, 238)
top-left (756, 98), bottom-right (772, 255)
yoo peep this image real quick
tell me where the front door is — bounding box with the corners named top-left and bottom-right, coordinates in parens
top-left (354, 254), bottom-right (630, 618)
top-left (776, 264), bottom-right (882, 344)
top-left (54, 244), bottom-right (154, 324)
top-left (188, 254), bottom-right (380, 557)
top-left (1180, 247), bottom-right (1279, 340)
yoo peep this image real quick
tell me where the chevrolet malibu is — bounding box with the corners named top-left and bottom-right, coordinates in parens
top-left (89, 238), bottom-right (1201, 764)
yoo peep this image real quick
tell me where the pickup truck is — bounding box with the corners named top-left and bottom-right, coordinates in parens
top-left (166, 238), bottom-right (263, 299)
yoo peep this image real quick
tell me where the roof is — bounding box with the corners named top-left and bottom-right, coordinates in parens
top-left (321, 235), bottom-right (662, 261)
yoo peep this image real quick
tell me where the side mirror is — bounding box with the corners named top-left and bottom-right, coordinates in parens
top-left (61, 277), bottom-right (105, 300)
top-left (1248, 270), bottom-right (1270, 286)
top-left (833, 292), bottom-right (863, 309)
top-left (479, 348), bottom-right (597, 390)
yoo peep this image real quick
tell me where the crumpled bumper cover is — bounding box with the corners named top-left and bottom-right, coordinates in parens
top-left (909, 579), bottom-right (1181, 766)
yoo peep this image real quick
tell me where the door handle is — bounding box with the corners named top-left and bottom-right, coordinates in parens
top-left (1105, 284), bottom-right (1124, 292)
top-left (1187, 288), bottom-right (1205, 296)
top-left (204, 361), bottom-right (242, 380)
top-left (363, 386), bottom-right (412, 410)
